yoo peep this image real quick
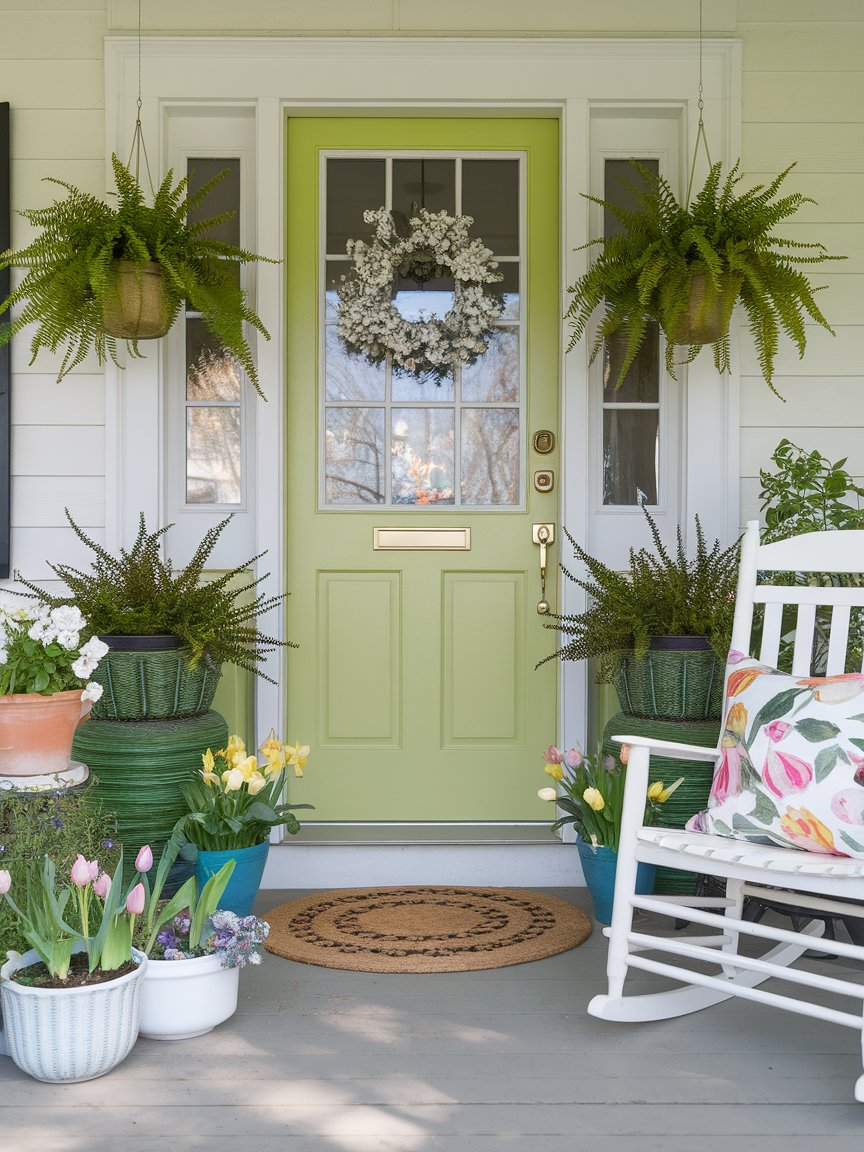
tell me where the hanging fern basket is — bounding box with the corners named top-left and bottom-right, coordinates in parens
top-left (659, 266), bottom-right (742, 347)
top-left (101, 259), bottom-right (174, 340)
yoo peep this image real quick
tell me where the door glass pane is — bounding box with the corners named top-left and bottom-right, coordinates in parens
top-left (186, 407), bottom-right (241, 505)
top-left (186, 319), bottom-right (242, 401)
top-left (461, 329), bottom-right (519, 402)
top-left (600, 157), bottom-right (661, 506)
top-left (326, 159), bottom-right (386, 253)
top-left (392, 366), bottom-right (454, 402)
top-left (603, 410), bottom-right (659, 506)
top-left (461, 159), bottom-right (519, 255)
top-left (461, 408), bottom-right (519, 505)
top-left (392, 159), bottom-right (455, 218)
top-left (186, 159), bottom-right (240, 245)
top-left (497, 264), bottom-right (520, 319)
top-left (602, 329), bottom-right (659, 403)
top-left (325, 325), bottom-right (386, 401)
top-left (392, 408), bottom-right (455, 504)
top-left (325, 408), bottom-right (386, 504)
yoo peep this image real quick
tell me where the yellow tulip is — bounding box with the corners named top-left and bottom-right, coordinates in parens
top-left (537, 787), bottom-right (558, 802)
top-left (647, 777), bottom-right (685, 804)
top-left (222, 767), bottom-right (245, 792)
top-left (199, 770), bottom-right (221, 787)
top-left (247, 773), bottom-right (268, 796)
top-left (583, 787), bottom-right (605, 811)
top-left (259, 728), bottom-right (286, 768)
top-left (544, 763), bottom-right (564, 782)
top-left (286, 741), bottom-right (310, 778)
top-left (236, 755), bottom-right (260, 781)
top-left (201, 748), bottom-right (215, 773)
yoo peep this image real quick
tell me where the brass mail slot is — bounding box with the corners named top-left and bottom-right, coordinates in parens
top-left (373, 527), bottom-right (472, 551)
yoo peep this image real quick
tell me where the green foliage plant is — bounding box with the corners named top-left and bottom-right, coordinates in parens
top-left (14, 511), bottom-right (295, 681)
top-left (0, 788), bottom-right (120, 957)
top-left (758, 438), bottom-right (864, 672)
top-left (565, 160), bottom-right (843, 397)
top-left (542, 508), bottom-right (741, 682)
top-left (0, 154), bottom-right (275, 397)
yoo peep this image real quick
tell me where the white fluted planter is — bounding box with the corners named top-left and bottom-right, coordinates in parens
top-left (0, 947), bottom-right (146, 1083)
top-left (139, 952), bottom-right (240, 1040)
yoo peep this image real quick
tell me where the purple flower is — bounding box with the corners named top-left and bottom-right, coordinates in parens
top-left (157, 928), bottom-right (178, 949)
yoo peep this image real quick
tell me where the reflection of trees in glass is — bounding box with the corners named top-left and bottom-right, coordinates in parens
top-left (462, 409), bottom-right (519, 505)
top-left (326, 323), bottom-right (385, 402)
top-left (187, 345), bottom-right (242, 401)
top-left (325, 408), bottom-right (385, 504)
top-left (392, 408), bottom-right (454, 505)
top-left (462, 328), bottom-right (518, 402)
top-left (602, 411), bottom-right (658, 505)
top-left (187, 407), bottom-right (241, 504)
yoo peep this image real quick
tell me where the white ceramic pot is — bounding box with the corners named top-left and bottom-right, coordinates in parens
top-left (138, 952), bottom-right (240, 1040)
top-left (0, 947), bottom-right (146, 1083)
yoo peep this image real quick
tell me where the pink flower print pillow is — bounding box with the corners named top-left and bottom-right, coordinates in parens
top-left (686, 651), bottom-right (864, 857)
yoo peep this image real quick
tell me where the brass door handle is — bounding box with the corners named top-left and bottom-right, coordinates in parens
top-left (532, 523), bottom-right (555, 614)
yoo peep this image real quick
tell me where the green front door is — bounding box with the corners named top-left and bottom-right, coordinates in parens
top-left (285, 116), bottom-right (559, 824)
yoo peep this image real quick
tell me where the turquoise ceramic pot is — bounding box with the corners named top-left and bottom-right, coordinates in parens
top-left (195, 840), bottom-right (270, 917)
top-left (576, 840), bottom-right (656, 926)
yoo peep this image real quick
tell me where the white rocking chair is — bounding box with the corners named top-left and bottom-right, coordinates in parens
top-left (588, 519), bottom-right (864, 1102)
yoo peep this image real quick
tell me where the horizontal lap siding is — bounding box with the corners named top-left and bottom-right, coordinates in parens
top-left (739, 4), bottom-right (864, 528)
top-left (2, 6), bottom-right (107, 582)
top-left (2, 0), bottom-right (862, 586)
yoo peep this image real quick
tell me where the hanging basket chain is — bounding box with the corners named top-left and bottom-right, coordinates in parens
top-left (124, 0), bottom-right (155, 197)
top-left (685, 0), bottom-right (713, 208)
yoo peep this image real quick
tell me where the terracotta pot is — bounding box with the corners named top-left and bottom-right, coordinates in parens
top-left (0, 689), bottom-right (92, 777)
top-left (660, 268), bottom-right (742, 346)
top-left (102, 260), bottom-right (173, 340)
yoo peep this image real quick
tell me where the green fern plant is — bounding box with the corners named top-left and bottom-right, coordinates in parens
top-left (0, 154), bottom-right (275, 397)
top-left (542, 509), bottom-right (741, 682)
top-left (566, 160), bottom-right (843, 397)
top-left (14, 511), bottom-right (294, 681)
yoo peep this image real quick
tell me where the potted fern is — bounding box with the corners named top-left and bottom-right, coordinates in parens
top-left (14, 511), bottom-right (294, 721)
top-left (543, 509), bottom-right (740, 721)
top-left (0, 154), bottom-right (274, 398)
top-left (566, 160), bottom-right (843, 397)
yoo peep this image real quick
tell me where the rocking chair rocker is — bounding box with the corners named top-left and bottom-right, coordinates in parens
top-left (589, 519), bottom-right (864, 1102)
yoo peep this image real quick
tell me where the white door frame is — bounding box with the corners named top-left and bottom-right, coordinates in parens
top-left (104, 36), bottom-right (740, 883)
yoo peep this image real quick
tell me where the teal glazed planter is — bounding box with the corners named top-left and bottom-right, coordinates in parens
top-left (576, 840), bottom-right (655, 926)
top-left (195, 840), bottom-right (270, 917)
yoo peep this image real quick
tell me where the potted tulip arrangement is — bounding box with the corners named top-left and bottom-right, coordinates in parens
top-left (0, 598), bottom-right (107, 780)
top-left (174, 731), bottom-right (313, 916)
top-left (0, 846), bottom-right (148, 1082)
top-left (538, 744), bottom-right (682, 924)
top-left (129, 840), bottom-right (270, 1041)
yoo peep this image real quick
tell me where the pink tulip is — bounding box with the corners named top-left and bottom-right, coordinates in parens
top-left (542, 746), bottom-right (564, 765)
top-left (126, 883), bottom-right (146, 915)
top-left (0, 870), bottom-right (10, 896)
top-left (564, 748), bottom-right (583, 768)
top-left (70, 854), bottom-right (97, 888)
top-left (831, 789), bottom-right (864, 826)
top-left (762, 747), bottom-right (813, 799)
top-left (135, 845), bottom-right (153, 873)
top-left (709, 743), bottom-right (745, 803)
top-left (93, 872), bottom-right (111, 900)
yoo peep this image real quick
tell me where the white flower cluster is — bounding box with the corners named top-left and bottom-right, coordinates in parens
top-left (0, 601), bottom-right (107, 701)
top-left (337, 207), bottom-right (505, 382)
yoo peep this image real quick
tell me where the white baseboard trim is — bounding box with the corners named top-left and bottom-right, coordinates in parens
top-left (262, 841), bottom-right (585, 889)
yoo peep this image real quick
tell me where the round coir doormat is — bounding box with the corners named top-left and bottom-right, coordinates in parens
top-left (263, 886), bottom-right (592, 973)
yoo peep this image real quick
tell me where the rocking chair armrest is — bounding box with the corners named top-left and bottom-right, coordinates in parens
top-left (609, 734), bottom-right (721, 762)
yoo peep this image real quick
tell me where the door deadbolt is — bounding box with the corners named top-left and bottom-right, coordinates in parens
top-left (532, 429), bottom-right (556, 455)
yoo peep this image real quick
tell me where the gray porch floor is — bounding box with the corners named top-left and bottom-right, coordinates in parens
top-left (3, 888), bottom-right (864, 1151)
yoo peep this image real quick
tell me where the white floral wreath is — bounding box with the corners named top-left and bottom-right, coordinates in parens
top-left (336, 206), bottom-right (504, 383)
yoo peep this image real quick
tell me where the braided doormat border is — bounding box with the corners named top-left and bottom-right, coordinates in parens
top-left (263, 886), bottom-right (592, 973)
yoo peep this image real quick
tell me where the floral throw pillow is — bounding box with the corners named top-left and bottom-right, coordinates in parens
top-left (686, 650), bottom-right (864, 857)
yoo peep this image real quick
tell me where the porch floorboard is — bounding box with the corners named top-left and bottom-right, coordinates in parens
top-left (2, 887), bottom-right (863, 1150)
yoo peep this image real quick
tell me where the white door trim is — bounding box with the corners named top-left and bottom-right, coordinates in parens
top-left (104, 36), bottom-right (741, 882)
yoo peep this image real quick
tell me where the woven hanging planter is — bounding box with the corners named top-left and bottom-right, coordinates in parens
top-left (72, 710), bottom-right (228, 883)
top-left (615, 638), bottom-right (724, 722)
top-left (89, 644), bottom-right (222, 721)
top-left (101, 260), bottom-right (173, 340)
top-left (660, 267), bottom-right (742, 346)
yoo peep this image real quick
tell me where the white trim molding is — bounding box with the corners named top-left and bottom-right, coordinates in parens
top-left (104, 35), bottom-right (741, 881)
